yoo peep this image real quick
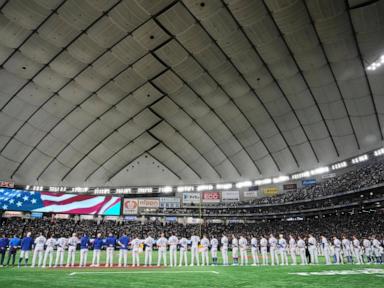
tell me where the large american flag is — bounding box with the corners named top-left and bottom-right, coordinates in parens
top-left (0, 188), bottom-right (121, 215)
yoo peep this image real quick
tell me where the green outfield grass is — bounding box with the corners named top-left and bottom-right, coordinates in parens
top-left (0, 251), bottom-right (383, 288)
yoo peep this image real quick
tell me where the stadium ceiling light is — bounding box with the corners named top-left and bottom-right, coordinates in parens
top-left (235, 181), bottom-right (253, 188)
top-left (115, 188), bottom-right (131, 194)
top-left (291, 171), bottom-right (310, 180)
top-left (254, 178), bottom-right (272, 186)
top-left (331, 161), bottom-right (347, 170)
top-left (351, 154), bottom-right (368, 164)
top-left (272, 176), bottom-right (289, 183)
top-left (94, 188), bottom-right (110, 194)
top-left (215, 183), bottom-right (233, 190)
top-left (71, 187), bottom-right (88, 193)
top-left (310, 167), bottom-right (329, 176)
top-left (137, 187), bottom-right (152, 193)
top-left (367, 54), bottom-right (384, 71)
top-left (159, 186), bottom-right (173, 193)
top-left (177, 186), bottom-right (194, 192)
top-left (374, 147), bottom-right (384, 156)
top-left (197, 185), bottom-right (213, 191)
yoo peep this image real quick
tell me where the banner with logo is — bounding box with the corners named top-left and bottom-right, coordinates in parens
top-left (302, 179), bottom-right (316, 186)
top-left (123, 199), bottom-right (138, 214)
top-left (322, 173), bottom-right (336, 179)
top-left (138, 199), bottom-right (160, 208)
top-left (182, 192), bottom-right (201, 204)
top-left (159, 197), bottom-right (181, 208)
top-left (262, 186), bottom-right (279, 196)
top-left (202, 191), bottom-right (221, 203)
top-left (283, 183), bottom-right (297, 191)
top-left (243, 190), bottom-right (258, 198)
top-left (221, 190), bottom-right (240, 202)
top-left (0, 181), bottom-right (14, 188)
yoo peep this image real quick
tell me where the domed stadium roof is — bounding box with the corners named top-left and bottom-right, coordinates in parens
top-left (0, 0), bottom-right (383, 187)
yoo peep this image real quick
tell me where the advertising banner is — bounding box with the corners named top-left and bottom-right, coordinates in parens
top-left (0, 188), bottom-right (121, 215)
top-left (322, 173), bottom-right (336, 179)
top-left (283, 183), bottom-right (297, 191)
top-left (221, 190), bottom-right (240, 202)
top-left (0, 181), bottom-right (14, 188)
top-left (182, 192), bottom-right (201, 204)
top-left (202, 191), bottom-right (221, 203)
top-left (243, 190), bottom-right (258, 198)
top-left (262, 186), bottom-right (279, 196)
top-left (138, 199), bottom-right (160, 208)
top-left (302, 179), bottom-right (317, 186)
top-left (159, 197), bottom-right (180, 208)
top-left (123, 199), bottom-right (138, 215)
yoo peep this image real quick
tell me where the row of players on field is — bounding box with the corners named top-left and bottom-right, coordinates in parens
top-left (0, 232), bottom-right (383, 268)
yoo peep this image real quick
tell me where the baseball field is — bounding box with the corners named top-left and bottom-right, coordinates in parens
top-left (0, 252), bottom-right (383, 288)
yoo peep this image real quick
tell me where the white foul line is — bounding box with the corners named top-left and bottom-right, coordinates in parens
top-left (69, 271), bottom-right (219, 276)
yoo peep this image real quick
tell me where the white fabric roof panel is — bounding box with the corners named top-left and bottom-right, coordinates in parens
top-left (0, 0), bottom-right (383, 186)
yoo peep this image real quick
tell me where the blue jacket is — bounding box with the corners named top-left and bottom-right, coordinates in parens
top-left (105, 236), bottom-right (116, 247)
top-left (118, 236), bottom-right (129, 250)
top-left (0, 237), bottom-right (9, 249)
top-left (80, 236), bottom-right (90, 249)
top-left (21, 236), bottom-right (33, 250)
top-left (9, 237), bottom-right (21, 248)
top-left (93, 238), bottom-right (103, 250)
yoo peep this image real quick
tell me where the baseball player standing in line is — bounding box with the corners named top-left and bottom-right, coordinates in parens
top-left (269, 234), bottom-right (279, 265)
top-left (157, 233), bottom-right (168, 267)
top-left (232, 235), bottom-right (239, 266)
top-left (31, 232), bottom-right (46, 267)
top-left (131, 236), bottom-right (141, 267)
top-left (307, 234), bottom-right (318, 264)
top-left (168, 233), bottom-right (178, 267)
top-left (321, 236), bottom-right (331, 265)
top-left (352, 236), bottom-right (363, 264)
top-left (297, 236), bottom-right (307, 265)
top-left (105, 233), bottom-right (117, 267)
top-left (90, 233), bottom-right (103, 267)
top-left (200, 235), bottom-right (210, 266)
top-left (251, 235), bottom-right (259, 266)
top-left (18, 232), bottom-right (33, 267)
top-left (221, 234), bottom-right (229, 266)
top-left (79, 233), bottom-right (90, 267)
top-left (54, 235), bottom-right (67, 267)
top-left (289, 235), bottom-right (296, 265)
top-left (239, 236), bottom-right (248, 266)
top-left (190, 234), bottom-right (200, 266)
top-left (66, 233), bottom-right (79, 267)
top-left (117, 233), bottom-right (129, 267)
top-left (144, 234), bottom-right (154, 267)
top-left (278, 234), bottom-right (288, 265)
top-left (179, 236), bottom-right (188, 266)
top-left (42, 235), bottom-right (56, 268)
top-left (210, 236), bottom-right (219, 266)
top-left (260, 236), bottom-right (268, 265)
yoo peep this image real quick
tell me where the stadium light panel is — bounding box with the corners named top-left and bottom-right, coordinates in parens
top-left (351, 154), bottom-right (368, 164)
top-left (197, 185), bottom-right (213, 191)
top-left (367, 54), bottom-right (384, 71)
top-left (310, 167), bottom-right (329, 175)
top-left (177, 186), bottom-right (194, 192)
top-left (331, 161), bottom-right (347, 170)
top-left (272, 176), bottom-right (289, 183)
top-left (159, 186), bottom-right (173, 193)
top-left (291, 171), bottom-right (310, 180)
top-left (138, 187), bottom-right (152, 193)
top-left (216, 183), bottom-right (233, 190)
top-left (374, 147), bottom-right (384, 156)
top-left (94, 188), bottom-right (110, 194)
top-left (254, 178), bottom-right (272, 186)
top-left (115, 188), bottom-right (131, 194)
top-left (235, 181), bottom-right (252, 188)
